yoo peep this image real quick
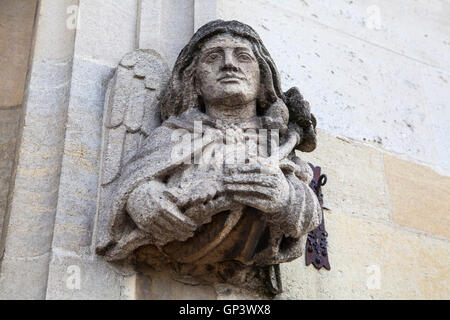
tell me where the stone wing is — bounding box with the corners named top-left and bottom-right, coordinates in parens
top-left (100, 49), bottom-right (170, 185)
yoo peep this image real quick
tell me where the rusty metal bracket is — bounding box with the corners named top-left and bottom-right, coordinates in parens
top-left (264, 264), bottom-right (283, 295)
top-left (305, 164), bottom-right (330, 270)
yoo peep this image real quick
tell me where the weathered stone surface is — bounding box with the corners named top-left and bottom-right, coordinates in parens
top-left (135, 269), bottom-right (217, 300)
top-left (75, 0), bottom-right (138, 65)
top-left (32, 0), bottom-right (78, 62)
top-left (0, 108), bottom-right (21, 146)
top-left (264, 0), bottom-right (450, 72)
top-left (1, 0), bottom-right (446, 301)
top-left (0, 0), bottom-right (37, 107)
top-left (42, 2), bottom-right (141, 300)
top-left (97, 20), bottom-right (322, 292)
top-left (0, 0), bottom-right (36, 238)
top-left (52, 57), bottom-right (114, 254)
top-left (217, 0), bottom-right (450, 173)
top-left (277, 211), bottom-right (450, 300)
top-left (136, 0), bottom-right (163, 53)
top-left (298, 130), bottom-right (391, 222)
top-left (138, 0), bottom-right (195, 67)
top-left (215, 283), bottom-right (267, 300)
top-left (24, 60), bottom-right (73, 115)
top-left (419, 66), bottom-right (450, 174)
top-left (0, 0), bottom-right (78, 299)
top-left (0, 253), bottom-right (50, 299)
top-left (45, 253), bottom-right (129, 299)
top-left (2, 61), bottom-right (72, 259)
top-left (194, 0), bottom-right (218, 32)
top-left (384, 154), bottom-right (450, 239)
top-left (0, 108), bottom-right (21, 238)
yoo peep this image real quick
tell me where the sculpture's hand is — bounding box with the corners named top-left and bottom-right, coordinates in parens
top-left (164, 180), bottom-right (229, 226)
top-left (168, 180), bottom-right (224, 210)
top-left (224, 157), bottom-right (290, 214)
top-left (126, 180), bottom-right (196, 246)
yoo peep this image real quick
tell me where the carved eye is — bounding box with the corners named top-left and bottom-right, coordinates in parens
top-left (206, 52), bottom-right (220, 62)
top-left (238, 53), bottom-right (252, 62)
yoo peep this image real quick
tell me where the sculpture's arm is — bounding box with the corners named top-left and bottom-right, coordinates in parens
top-left (125, 180), bottom-right (197, 246)
top-left (276, 172), bottom-right (322, 238)
top-left (224, 156), bottom-right (321, 239)
top-left (125, 176), bottom-right (232, 246)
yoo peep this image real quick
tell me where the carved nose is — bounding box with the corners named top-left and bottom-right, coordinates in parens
top-left (221, 53), bottom-right (238, 71)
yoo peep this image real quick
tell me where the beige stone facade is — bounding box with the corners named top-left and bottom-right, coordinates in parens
top-left (0, 0), bottom-right (448, 299)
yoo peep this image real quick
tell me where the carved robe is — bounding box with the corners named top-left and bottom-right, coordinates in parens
top-left (98, 108), bottom-right (322, 269)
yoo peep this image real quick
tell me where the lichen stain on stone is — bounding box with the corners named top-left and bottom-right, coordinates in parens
top-left (65, 143), bottom-right (99, 173)
top-left (19, 166), bottom-right (59, 177)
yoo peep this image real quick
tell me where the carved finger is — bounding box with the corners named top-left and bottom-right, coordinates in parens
top-left (224, 184), bottom-right (273, 199)
top-left (232, 195), bottom-right (266, 212)
top-left (152, 219), bottom-right (192, 243)
top-left (156, 194), bottom-right (196, 230)
top-left (223, 164), bottom-right (239, 175)
top-left (150, 221), bottom-right (172, 239)
top-left (184, 192), bottom-right (228, 224)
top-left (163, 189), bottom-right (180, 204)
top-left (223, 174), bottom-right (278, 188)
top-left (154, 217), bottom-right (192, 240)
top-left (225, 163), bottom-right (264, 174)
top-left (235, 164), bottom-right (263, 174)
top-left (278, 159), bottom-right (296, 173)
top-left (240, 163), bottom-right (280, 176)
top-left (187, 190), bottom-right (215, 208)
top-left (161, 209), bottom-right (196, 232)
top-left (161, 218), bottom-right (195, 238)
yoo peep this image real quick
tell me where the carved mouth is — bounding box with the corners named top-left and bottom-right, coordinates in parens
top-left (217, 73), bottom-right (245, 82)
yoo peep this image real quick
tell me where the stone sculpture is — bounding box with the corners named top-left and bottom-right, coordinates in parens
top-left (96, 20), bottom-right (321, 288)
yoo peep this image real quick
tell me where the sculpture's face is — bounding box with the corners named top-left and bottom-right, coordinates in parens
top-left (195, 33), bottom-right (260, 108)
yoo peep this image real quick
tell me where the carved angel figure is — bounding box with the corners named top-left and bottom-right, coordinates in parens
top-left (96, 20), bottom-right (321, 281)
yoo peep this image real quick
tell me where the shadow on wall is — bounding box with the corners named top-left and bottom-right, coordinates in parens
top-left (0, 0), bottom-right (38, 242)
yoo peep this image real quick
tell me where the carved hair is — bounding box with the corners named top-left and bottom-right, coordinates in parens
top-left (160, 20), bottom-right (289, 132)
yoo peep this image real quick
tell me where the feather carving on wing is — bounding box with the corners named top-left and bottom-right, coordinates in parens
top-left (95, 50), bottom-right (170, 252)
top-left (100, 49), bottom-right (170, 186)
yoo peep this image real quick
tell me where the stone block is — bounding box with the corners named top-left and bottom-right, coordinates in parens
top-left (158, 0), bottom-right (195, 67)
top-left (25, 60), bottom-right (73, 116)
top-left (277, 211), bottom-right (450, 299)
top-left (0, 253), bottom-right (50, 299)
top-left (45, 253), bottom-right (127, 299)
top-left (138, 0), bottom-right (194, 67)
top-left (217, 0), bottom-right (449, 171)
top-left (32, 0), bottom-right (78, 62)
top-left (0, 0), bottom-right (37, 107)
top-left (75, 0), bottom-right (138, 65)
top-left (0, 108), bottom-right (21, 232)
top-left (51, 57), bottom-right (114, 253)
top-left (0, 21), bottom-right (76, 296)
top-left (194, 0), bottom-right (218, 31)
top-left (137, 0), bottom-right (163, 52)
top-left (384, 154), bottom-right (450, 239)
top-left (215, 283), bottom-right (266, 300)
top-left (419, 66), bottom-right (450, 173)
top-left (4, 185), bottom-right (59, 257)
top-left (298, 130), bottom-right (391, 222)
top-left (2, 110), bottom-right (68, 258)
top-left (250, 0), bottom-right (450, 72)
top-left (0, 108), bottom-right (22, 145)
top-left (69, 57), bottom-right (115, 115)
top-left (135, 269), bottom-right (217, 300)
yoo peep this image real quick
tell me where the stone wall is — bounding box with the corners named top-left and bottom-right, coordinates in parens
top-left (0, 0), bottom-right (448, 299)
top-left (215, 0), bottom-right (450, 299)
top-left (0, 0), bottom-right (37, 241)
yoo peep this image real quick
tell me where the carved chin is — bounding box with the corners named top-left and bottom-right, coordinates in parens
top-left (210, 89), bottom-right (256, 107)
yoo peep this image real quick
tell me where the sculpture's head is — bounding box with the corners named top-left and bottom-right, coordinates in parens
top-left (160, 20), bottom-right (288, 131)
top-left (195, 32), bottom-right (260, 109)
